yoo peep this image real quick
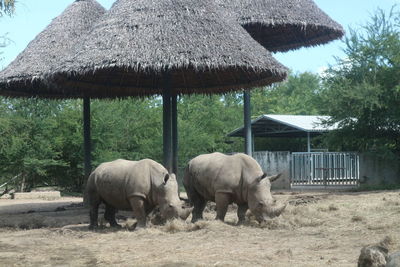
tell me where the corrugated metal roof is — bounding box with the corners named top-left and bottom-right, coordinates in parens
top-left (263, 115), bottom-right (336, 132)
top-left (228, 114), bottom-right (338, 138)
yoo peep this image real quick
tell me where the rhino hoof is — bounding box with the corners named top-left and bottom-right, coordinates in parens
top-left (110, 223), bottom-right (122, 229)
top-left (88, 224), bottom-right (98, 230)
top-left (134, 223), bottom-right (147, 231)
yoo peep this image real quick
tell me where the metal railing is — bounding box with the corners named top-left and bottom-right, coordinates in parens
top-left (291, 152), bottom-right (359, 186)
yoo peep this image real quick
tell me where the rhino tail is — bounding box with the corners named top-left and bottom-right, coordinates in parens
top-left (181, 165), bottom-right (194, 205)
top-left (84, 172), bottom-right (98, 207)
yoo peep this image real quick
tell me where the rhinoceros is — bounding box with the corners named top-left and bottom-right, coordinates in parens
top-left (86, 159), bottom-right (191, 229)
top-left (183, 152), bottom-right (286, 223)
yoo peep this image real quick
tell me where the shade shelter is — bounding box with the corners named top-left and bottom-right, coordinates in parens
top-left (228, 114), bottom-right (338, 152)
top-left (0, 0), bottom-right (106, 178)
top-left (217, 0), bottom-right (344, 52)
top-left (48, 0), bottom-right (288, 173)
top-left (216, 0), bottom-right (344, 156)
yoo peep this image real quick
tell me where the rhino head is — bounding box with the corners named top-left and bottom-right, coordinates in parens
top-left (247, 173), bottom-right (287, 223)
top-left (157, 173), bottom-right (192, 221)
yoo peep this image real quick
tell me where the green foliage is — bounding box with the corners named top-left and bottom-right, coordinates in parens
top-left (252, 71), bottom-right (323, 116)
top-left (0, 98), bottom-right (70, 191)
top-left (321, 7), bottom-right (400, 157)
top-left (90, 98), bottom-right (163, 164)
top-left (178, 94), bottom-right (243, 164)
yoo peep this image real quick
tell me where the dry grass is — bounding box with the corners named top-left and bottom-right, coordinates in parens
top-left (0, 191), bottom-right (399, 266)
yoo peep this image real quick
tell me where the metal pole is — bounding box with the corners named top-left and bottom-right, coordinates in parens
top-left (252, 133), bottom-right (255, 154)
top-left (244, 90), bottom-right (252, 156)
top-left (163, 88), bottom-right (172, 173)
top-left (83, 97), bottom-right (91, 179)
top-left (307, 132), bottom-right (311, 152)
top-left (172, 93), bottom-right (178, 175)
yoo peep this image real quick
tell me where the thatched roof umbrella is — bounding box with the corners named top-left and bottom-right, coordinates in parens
top-left (216, 0), bottom-right (344, 156)
top-left (48, 0), bottom-right (288, 172)
top-left (217, 0), bottom-right (344, 52)
top-left (0, 0), bottom-right (106, 178)
top-left (48, 0), bottom-right (288, 96)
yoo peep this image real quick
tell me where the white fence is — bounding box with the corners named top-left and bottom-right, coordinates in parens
top-left (291, 152), bottom-right (360, 186)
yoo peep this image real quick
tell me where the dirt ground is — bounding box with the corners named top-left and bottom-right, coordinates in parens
top-left (0, 190), bottom-right (399, 267)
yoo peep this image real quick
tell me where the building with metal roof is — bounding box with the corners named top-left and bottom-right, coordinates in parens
top-left (228, 114), bottom-right (338, 152)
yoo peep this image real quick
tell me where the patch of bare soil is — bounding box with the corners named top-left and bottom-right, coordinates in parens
top-left (0, 191), bottom-right (399, 266)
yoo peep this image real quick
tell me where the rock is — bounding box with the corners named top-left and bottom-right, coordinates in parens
top-left (31, 187), bottom-right (60, 192)
top-left (0, 194), bottom-right (12, 199)
top-left (358, 245), bottom-right (387, 267)
top-left (358, 236), bottom-right (394, 267)
top-left (386, 252), bottom-right (400, 267)
top-left (12, 191), bottom-right (61, 200)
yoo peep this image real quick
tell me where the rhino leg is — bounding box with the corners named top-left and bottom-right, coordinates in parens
top-left (88, 194), bottom-right (101, 230)
top-left (189, 190), bottom-right (206, 223)
top-left (237, 204), bottom-right (248, 225)
top-left (128, 196), bottom-right (147, 229)
top-left (104, 204), bottom-right (121, 228)
top-left (215, 192), bottom-right (232, 222)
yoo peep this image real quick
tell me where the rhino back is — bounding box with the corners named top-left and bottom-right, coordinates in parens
top-left (122, 159), bottom-right (168, 207)
top-left (232, 153), bottom-right (264, 184)
top-left (188, 153), bottom-right (255, 201)
top-left (92, 159), bottom-right (165, 210)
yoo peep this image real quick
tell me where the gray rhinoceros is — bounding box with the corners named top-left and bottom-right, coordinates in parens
top-left (183, 152), bottom-right (286, 223)
top-left (86, 159), bottom-right (191, 229)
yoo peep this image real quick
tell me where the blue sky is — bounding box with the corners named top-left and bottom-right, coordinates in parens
top-left (0, 0), bottom-right (398, 73)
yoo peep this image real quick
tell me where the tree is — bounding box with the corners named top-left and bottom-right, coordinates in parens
top-left (0, 0), bottom-right (14, 17)
top-left (0, 98), bottom-right (70, 191)
top-left (179, 94), bottom-right (243, 168)
top-left (251, 71), bottom-right (324, 116)
top-left (320, 7), bottom-right (400, 157)
top-left (0, 0), bottom-right (14, 63)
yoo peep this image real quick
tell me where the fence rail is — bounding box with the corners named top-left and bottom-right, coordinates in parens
top-left (291, 152), bottom-right (359, 186)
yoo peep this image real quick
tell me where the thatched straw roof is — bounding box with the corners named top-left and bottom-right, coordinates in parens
top-left (216, 0), bottom-right (344, 52)
top-left (0, 0), bottom-right (106, 98)
top-left (47, 0), bottom-right (288, 98)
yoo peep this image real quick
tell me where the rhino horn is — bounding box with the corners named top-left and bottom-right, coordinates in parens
top-left (179, 207), bottom-right (193, 220)
top-left (266, 202), bottom-right (287, 217)
top-left (256, 173), bottom-right (268, 183)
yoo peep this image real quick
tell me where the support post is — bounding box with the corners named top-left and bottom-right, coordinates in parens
top-left (244, 90), bottom-right (252, 156)
top-left (83, 97), bottom-right (91, 206)
top-left (307, 132), bottom-right (311, 153)
top-left (83, 97), bottom-right (91, 179)
top-left (172, 94), bottom-right (178, 176)
top-left (252, 133), bottom-right (255, 154)
top-left (163, 88), bottom-right (172, 173)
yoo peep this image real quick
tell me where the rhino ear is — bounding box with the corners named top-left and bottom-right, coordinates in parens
top-left (163, 174), bottom-right (170, 185)
top-left (268, 173), bottom-right (282, 183)
top-left (256, 173), bottom-right (268, 183)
